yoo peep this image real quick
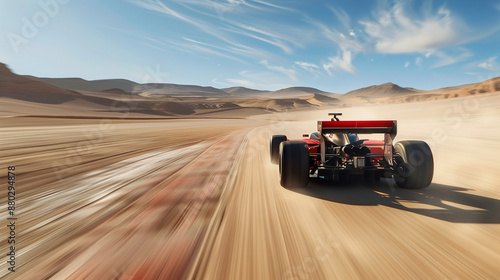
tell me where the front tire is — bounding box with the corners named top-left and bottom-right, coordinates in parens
top-left (270, 135), bottom-right (287, 164)
top-left (279, 141), bottom-right (309, 188)
top-left (394, 140), bottom-right (434, 189)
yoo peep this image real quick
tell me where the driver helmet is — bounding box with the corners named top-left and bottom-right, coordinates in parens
top-left (310, 132), bottom-right (320, 140)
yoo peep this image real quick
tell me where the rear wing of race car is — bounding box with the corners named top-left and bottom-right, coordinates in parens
top-left (317, 120), bottom-right (397, 135)
top-left (317, 120), bottom-right (397, 165)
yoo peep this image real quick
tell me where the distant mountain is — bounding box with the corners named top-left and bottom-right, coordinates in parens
top-left (140, 84), bottom-right (229, 97)
top-left (390, 77), bottom-right (500, 103)
top-left (1, 64), bottom-right (200, 116)
top-left (1, 64), bottom-right (83, 104)
top-left (26, 77), bottom-right (140, 92)
top-left (275, 86), bottom-right (328, 94)
top-left (269, 87), bottom-right (337, 98)
top-left (451, 76), bottom-right (500, 95)
top-left (28, 75), bottom-right (343, 99)
top-left (4, 61), bottom-right (499, 117)
top-left (344, 82), bottom-right (420, 98)
top-left (222, 87), bottom-right (269, 95)
top-left (222, 86), bottom-right (341, 99)
top-left (99, 88), bottom-right (133, 95)
top-left (309, 93), bottom-right (341, 104)
top-left (276, 87), bottom-right (329, 94)
top-left (28, 76), bottom-right (231, 97)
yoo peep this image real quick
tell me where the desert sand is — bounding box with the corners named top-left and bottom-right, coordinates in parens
top-left (1, 62), bottom-right (500, 279)
top-left (1, 91), bottom-right (499, 279)
top-left (188, 93), bottom-right (500, 279)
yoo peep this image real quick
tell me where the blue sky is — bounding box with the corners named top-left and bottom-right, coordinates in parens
top-left (1, 0), bottom-right (500, 93)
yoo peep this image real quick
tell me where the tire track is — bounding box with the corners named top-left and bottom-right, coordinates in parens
top-left (188, 124), bottom-right (500, 280)
top-left (16, 128), bottom-right (252, 280)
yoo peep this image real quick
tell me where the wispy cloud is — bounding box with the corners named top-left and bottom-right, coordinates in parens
top-left (260, 60), bottom-right (298, 81)
top-left (171, 0), bottom-right (271, 21)
top-left (430, 49), bottom-right (473, 68)
top-left (226, 44), bottom-right (276, 61)
top-left (129, 0), bottom-right (498, 88)
top-left (143, 35), bottom-right (255, 65)
top-left (171, 0), bottom-right (295, 22)
top-left (295, 61), bottom-right (321, 76)
top-left (323, 65), bottom-right (334, 76)
top-left (143, 36), bottom-right (193, 54)
top-left (329, 7), bottom-right (351, 31)
top-left (182, 37), bottom-right (248, 64)
top-left (415, 57), bottom-right (423, 67)
top-left (171, 0), bottom-right (294, 12)
top-left (295, 61), bottom-right (319, 69)
top-left (223, 25), bottom-right (294, 54)
top-left (131, 0), bottom-right (304, 57)
top-left (323, 50), bottom-right (356, 76)
top-left (477, 56), bottom-right (498, 70)
top-left (243, 20), bottom-right (306, 48)
top-left (250, 0), bottom-right (295, 12)
top-left (306, 7), bottom-right (366, 76)
top-left (308, 18), bottom-right (365, 52)
top-left (360, 2), bottom-right (462, 53)
top-left (130, 0), bottom-right (234, 44)
top-left (132, 0), bottom-right (198, 26)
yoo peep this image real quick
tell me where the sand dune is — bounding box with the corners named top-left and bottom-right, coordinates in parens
top-left (345, 78), bottom-right (500, 104)
top-left (307, 93), bottom-right (342, 104)
top-left (236, 98), bottom-right (314, 111)
top-left (345, 82), bottom-right (420, 97)
top-left (100, 88), bottom-right (133, 95)
top-left (233, 93), bottom-right (341, 111)
top-left (222, 86), bottom-right (270, 96)
top-left (432, 76), bottom-right (500, 97)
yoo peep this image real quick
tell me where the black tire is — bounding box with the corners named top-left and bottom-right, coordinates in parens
top-left (394, 140), bottom-right (434, 189)
top-left (270, 135), bottom-right (287, 164)
top-left (279, 141), bottom-right (309, 188)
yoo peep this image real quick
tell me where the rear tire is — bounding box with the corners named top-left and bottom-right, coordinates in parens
top-left (394, 140), bottom-right (434, 189)
top-left (270, 135), bottom-right (287, 164)
top-left (279, 141), bottom-right (309, 188)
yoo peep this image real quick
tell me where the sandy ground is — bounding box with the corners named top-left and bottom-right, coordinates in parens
top-left (188, 93), bottom-right (500, 279)
top-left (0, 117), bottom-right (260, 279)
top-left (1, 93), bottom-right (500, 279)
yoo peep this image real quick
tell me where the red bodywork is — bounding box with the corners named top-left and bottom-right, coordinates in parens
top-left (273, 114), bottom-right (434, 189)
top-left (289, 138), bottom-right (385, 165)
top-left (318, 120), bottom-right (396, 134)
top-left (288, 119), bottom-right (396, 168)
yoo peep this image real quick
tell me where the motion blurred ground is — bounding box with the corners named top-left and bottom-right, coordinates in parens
top-left (1, 91), bottom-right (499, 279)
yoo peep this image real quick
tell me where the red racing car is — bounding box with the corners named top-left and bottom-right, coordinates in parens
top-left (270, 113), bottom-right (433, 189)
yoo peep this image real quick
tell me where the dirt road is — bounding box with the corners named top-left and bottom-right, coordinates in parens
top-left (190, 94), bottom-right (500, 279)
top-left (0, 118), bottom-right (257, 279)
top-left (191, 125), bottom-right (500, 279)
top-left (1, 94), bottom-right (500, 279)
